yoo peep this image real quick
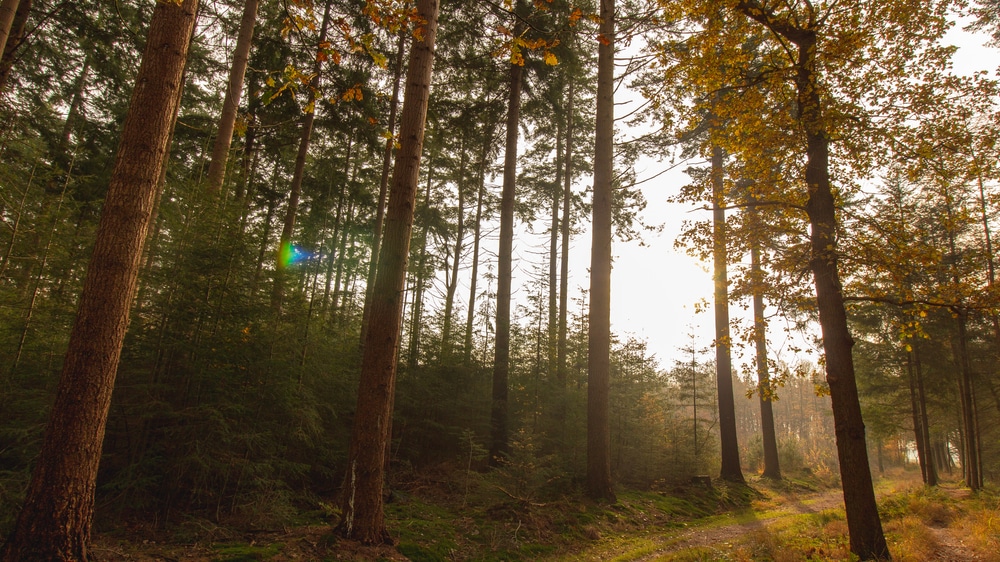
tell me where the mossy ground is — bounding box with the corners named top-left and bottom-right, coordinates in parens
top-left (85, 467), bottom-right (994, 561)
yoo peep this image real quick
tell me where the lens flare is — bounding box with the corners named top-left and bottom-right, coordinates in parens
top-left (278, 243), bottom-right (311, 267)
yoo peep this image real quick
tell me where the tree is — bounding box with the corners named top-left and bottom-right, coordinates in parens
top-left (710, 142), bottom-right (745, 483)
top-left (730, 2), bottom-right (890, 557)
top-left (337, 0), bottom-right (439, 544)
top-left (587, 0), bottom-right (616, 502)
top-left (489, 4), bottom-right (526, 465)
top-left (0, 0), bottom-right (199, 556)
top-left (205, 0), bottom-right (260, 196)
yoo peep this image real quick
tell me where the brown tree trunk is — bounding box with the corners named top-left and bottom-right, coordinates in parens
top-left (586, 0), bottom-right (615, 502)
top-left (732, 5), bottom-right (889, 556)
top-left (490, 29), bottom-right (524, 465)
top-left (0, 0), bottom-right (27, 94)
top-left (749, 199), bottom-right (780, 480)
top-left (205, 0), bottom-right (259, 195)
top-left (557, 81), bottom-right (573, 388)
top-left (271, 2), bottom-right (332, 312)
top-left (464, 139), bottom-right (488, 363)
top-left (360, 32), bottom-right (406, 349)
top-left (711, 142), bottom-right (744, 483)
top-left (406, 165), bottom-right (433, 371)
top-left (440, 140), bottom-right (466, 358)
top-left (0, 0), bottom-right (19, 94)
top-left (548, 107), bottom-right (562, 374)
top-left (336, 0), bottom-right (438, 544)
top-left (913, 344), bottom-right (937, 486)
top-left (0, 0), bottom-right (197, 557)
top-left (907, 348), bottom-right (932, 485)
top-left (795, 36), bottom-right (889, 562)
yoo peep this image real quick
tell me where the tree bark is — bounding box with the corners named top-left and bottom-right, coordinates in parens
top-left (271, 2), bottom-right (332, 312)
top-left (793, 34), bottom-right (889, 562)
top-left (748, 198), bottom-right (780, 480)
top-left (360, 31), bottom-right (406, 349)
top-left (586, 0), bottom-right (616, 502)
top-left (0, 0), bottom-right (19, 95)
top-left (0, 0), bottom-right (27, 94)
top-left (490, 28), bottom-right (524, 465)
top-left (464, 137), bottom-right (488, 363)
top-left (440, 139), bottom-right (466, 358)
top-left (0, 0), bottom-right (197, 556)
top-left (711, 142), bottom-right (744, 483)
top-left (557, 81), bottom-right (574, 388)
top-left (548, 106), bottom-right (562, 374)
top-left (733, 4), bottom-right (890, 555)
top-left (205, 0), bottom-right (259, 196)
top-left (336, 0), bottom-right (438, 544)
top-left (913, 344), bottom-right (937, 486)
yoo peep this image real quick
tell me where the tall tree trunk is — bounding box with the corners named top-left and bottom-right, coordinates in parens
top-left (586, 0), bottom-right (616, 502)
top-left (407, 165), bottom-right (433, 371)
top-left (60, 57), bottom-right (90, 154)
top-left (490, 25), bottom-right (525, 465)
top-left (557, 81), bottom-right (574, 388)
top-left (0, 0), bottom-right (197, 556)
top-left (735, 5), bottom-right (889, 558)
top-left (336, 0), bottom-right (438, 543)
top-left (795, 35), bottom-right (888, 561)
top-left (952, 309), bottom-right (981, 490)
top-left (548, 106), bottom-right (562, 374)
top-left (271, 2), bottom-right (332, 312)
top-left (907, 348), bottom-right (931, 484)
top-left (0, 0), bottom-right (27, 94)
top-left (711, 142), bottom-right (744, 483)
top-left (205, 0), bottom-right (259, 195)
top-left (360, 32), bottom-right (407, 349)
top-left (441, 139), bottom-right (466, 359)
top-left (749, 198), bottom-right (780, 479)
top-left (0, 0), bottom-right (19, 95)
top-left (913, 344), bottom-right (937, 486)
top-left (464, 139), bottom-right (488, 363)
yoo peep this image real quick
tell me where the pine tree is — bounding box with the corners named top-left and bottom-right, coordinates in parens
top-left (0, 0), bottom-right (198, 556)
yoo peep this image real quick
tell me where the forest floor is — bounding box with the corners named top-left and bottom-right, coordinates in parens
top-left (87, 467), bottom-right (999, 561)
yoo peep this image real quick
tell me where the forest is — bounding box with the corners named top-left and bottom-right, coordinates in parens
top-left (0, 0), bottom-right (999, 559)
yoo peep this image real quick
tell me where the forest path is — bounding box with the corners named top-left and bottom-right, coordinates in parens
top-left (545, 477), bottom-right (992, 562)
top-left (631, 487), bottom-right (846, 560)
top-left (925, 484), bottom-right (984, 562)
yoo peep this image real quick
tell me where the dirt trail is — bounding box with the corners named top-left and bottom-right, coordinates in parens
top-left (640, 488), bottom-right (845, 558)
top-left (626, 488), bottom-right (845, 561)
top-left (631, 483), bottom-right (990, 562)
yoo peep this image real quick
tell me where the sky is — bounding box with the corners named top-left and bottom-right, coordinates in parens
top-left (563, 13), bottom-right (999, 373)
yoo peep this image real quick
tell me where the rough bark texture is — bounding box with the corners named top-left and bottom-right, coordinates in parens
top-left (0, 0), bottom-right (27, 94)
top-left (0, 0), bottom-right (197, 557)
top-left (794, 36), bottom-right (890, 562)
top-left (490, 44), bottom-right (523, 465)
top-left (711, 143), bottom-right (744, 484)
top-left (0, 0), bottom-right (19, 94)
top-left (361, 32), bottom-right (406, 349)
top-left (586, 0), bottom-right (616, 502)
top-left (205, 0), bottom-right (259, 195)
top-left (734, 2), bottom-right (889, 557)
top-left (336, 0), bottom-right (438, 544)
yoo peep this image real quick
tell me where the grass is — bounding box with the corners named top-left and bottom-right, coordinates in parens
top-left (88, 467), bottom-right (999, 561)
